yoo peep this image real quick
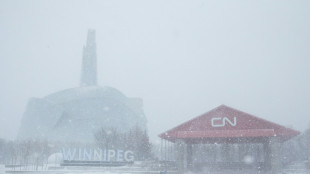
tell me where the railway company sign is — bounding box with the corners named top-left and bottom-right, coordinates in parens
top-left (211, 117), bottom-right (237, 127)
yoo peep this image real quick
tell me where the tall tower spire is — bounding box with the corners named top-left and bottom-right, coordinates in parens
top-left (80, 29), bottom-right (97, 86)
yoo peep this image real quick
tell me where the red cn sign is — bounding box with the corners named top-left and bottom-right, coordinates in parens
top-left (211, 117), bottom-right (237, 127)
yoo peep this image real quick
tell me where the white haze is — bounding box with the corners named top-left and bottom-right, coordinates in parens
top-left (0, 0), bottom-right (310, 141)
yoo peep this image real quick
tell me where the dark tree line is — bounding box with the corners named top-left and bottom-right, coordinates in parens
top-left (94, 125), bottom-right (152, 161)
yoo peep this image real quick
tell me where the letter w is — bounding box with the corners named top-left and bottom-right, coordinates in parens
top-left (62, 148), bottom-right (76, 161)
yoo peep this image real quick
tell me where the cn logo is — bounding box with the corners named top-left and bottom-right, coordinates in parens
top-left (211, 117), bottom-right (237, 127)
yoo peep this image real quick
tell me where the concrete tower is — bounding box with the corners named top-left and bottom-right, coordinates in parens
top-left (80, 29), bottom-right (97, 86)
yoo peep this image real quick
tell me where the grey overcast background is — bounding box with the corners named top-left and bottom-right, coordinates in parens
top-left (0, 0), bottom-right (310, 141)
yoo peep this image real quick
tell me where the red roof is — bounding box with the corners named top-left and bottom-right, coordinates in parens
top-left (159, 105), bottom-right (300, 143)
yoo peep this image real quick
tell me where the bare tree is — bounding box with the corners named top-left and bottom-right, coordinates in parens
top-left (94, 125), bottom-right (153, 160)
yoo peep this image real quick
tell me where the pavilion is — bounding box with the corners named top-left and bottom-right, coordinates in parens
top-left (159, 105), bottom-right (300, 173)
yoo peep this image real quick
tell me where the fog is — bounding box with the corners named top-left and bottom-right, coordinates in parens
top-left (0, 0), bottom-right (310, 141)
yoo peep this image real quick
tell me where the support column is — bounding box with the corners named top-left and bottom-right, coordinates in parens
top-left (176, 140), bottom-right (185, 174)
top-left (263, 137), bottom-right (281, 173)
top-left (263, 140), bottom-right (271, 171)
top-left (270, 137), bottom-right (281, 173)
top-left (187, 144), bottom-right (193, 170)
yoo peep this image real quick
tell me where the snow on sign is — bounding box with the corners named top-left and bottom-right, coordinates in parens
top-left (211, 117), bottom-right (237, 127)
top-left (62, 148), bottom-right (134, 162)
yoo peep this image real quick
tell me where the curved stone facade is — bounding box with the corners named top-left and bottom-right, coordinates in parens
top-left (18, 86), bottom-right (147, 142)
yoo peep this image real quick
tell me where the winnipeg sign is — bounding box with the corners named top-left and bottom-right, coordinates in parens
top-left (62, 148), bottom-right (134, 162)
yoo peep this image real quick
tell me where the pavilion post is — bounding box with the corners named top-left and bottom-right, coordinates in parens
top-left (263, 137), bottom-right (281, 172)
top-left (263, 139), bottom-right (271, 171)
top-left (176, 139), bottom-right (185, 174)
top-left (270, 137), bottom-right (281, 173)
top-left (186, 144), bottom-right (193, 170)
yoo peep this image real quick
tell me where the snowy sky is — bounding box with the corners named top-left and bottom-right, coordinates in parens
top-left (0, 0), bottom-right (310, 141)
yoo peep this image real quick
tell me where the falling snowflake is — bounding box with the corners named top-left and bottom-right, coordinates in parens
top-left (103, 106), bottom-right (110, 111)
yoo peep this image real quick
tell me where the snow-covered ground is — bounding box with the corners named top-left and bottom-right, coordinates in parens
top-left (2, 170), bottom-right (310, 174)
top-left (3, 165), bottom-right (176, 174)
top-left (282, 161), bottom-right (309, 174)
top-left (3, 162), bottom-right (310, 174)
top-left (0, 165), bottom-right (5, 174)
